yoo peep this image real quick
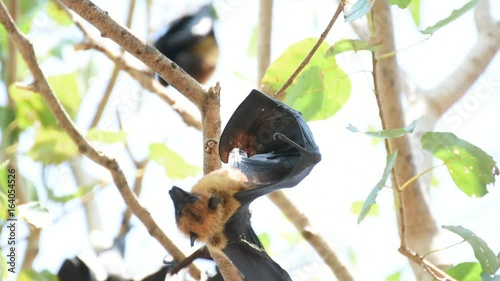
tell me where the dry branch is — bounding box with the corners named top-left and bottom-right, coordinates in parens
top-left (201, 83), bottom-right (245, 281)
top-left (371, 1), bottom-right (452, 280)
top-left (0, 2), bottom-right (201, 278)
top-left (426, 0), bottom-right (500, 116)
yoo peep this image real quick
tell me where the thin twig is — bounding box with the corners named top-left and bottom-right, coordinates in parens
top-left (0, 3), bottom-right (201, 279)
top-left (399, 247), bottom-right (456, 281)
top-left (274, 1), bottom-right (345, 99)
top-left (116, 110), bottom-right (149, 237)
top-left (88, 0), bottom-right (135, 129)
top-left (268, 191), bottom-right (355, 281)
top-left (89, 66), bottom-right (120, 128)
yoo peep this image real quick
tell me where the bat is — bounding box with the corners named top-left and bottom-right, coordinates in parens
top-left (169, 89), bottom-right (321, 280)
top-left (154, 4), bottom-right (219, 87)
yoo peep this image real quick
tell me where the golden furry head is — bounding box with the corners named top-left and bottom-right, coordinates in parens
top-left (169, 169), bottom-right (248, 248)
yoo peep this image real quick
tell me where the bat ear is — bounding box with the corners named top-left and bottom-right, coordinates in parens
top-left (169, 186), bottom-right (199, 221)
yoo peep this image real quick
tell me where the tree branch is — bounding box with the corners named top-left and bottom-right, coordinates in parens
top-left (0, 3), bottom-right (201, 279)
top-left (201, 83), bottom-right (222, 174)
top-left (426, 0), bottom-right (500, 116)
top-left (273, 1), bottom-right (345, 99)
top-left (268, 191), bottom-right (355, 280)
top-left (371, 1), bottom-right (451, 280)
top-left (57, 0), bottom-right (205, 109)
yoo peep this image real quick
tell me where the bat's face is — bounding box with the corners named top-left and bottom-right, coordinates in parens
top-left (169, 169), bottom-right (248, 248)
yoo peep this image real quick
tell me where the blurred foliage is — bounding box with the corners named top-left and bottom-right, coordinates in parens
top-left (149, 143), bottom-right (202, 179)
top-left (87, 129), bottom-right (128, 144)
top-left (421, 0), bottom-right (480, 34)
top-left (347, 118), bottom-right (419, 139)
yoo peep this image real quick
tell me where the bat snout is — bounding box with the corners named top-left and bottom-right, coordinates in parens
top-left (169, 186), bottom-right (199, 219)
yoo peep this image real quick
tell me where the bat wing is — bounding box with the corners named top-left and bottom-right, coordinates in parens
top-left (219, 89), bottom-right (321, 204)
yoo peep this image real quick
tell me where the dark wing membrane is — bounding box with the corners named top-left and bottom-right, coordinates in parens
top-left (219, 90), bottom-right (321, 203)
top-left (222, 208), bottom-right (293, 281)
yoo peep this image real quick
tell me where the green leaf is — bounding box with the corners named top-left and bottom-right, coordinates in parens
top-left (45, 1), bottom-right (72, 26)
top-left (0, 106), bottom-right (20, 149)
top-left (351, 200), bottom-right (379, 217)
top-left (149, 143), bottom-right (201, 179)
top-left (421, 132), bottom-right (498, 197)
top-left (47, 185), bottom-right (94, 203)
top-left (18, 201), bottom-right (51, 228)
top-left (262, 38), bottom-right (351, 121)
top-left (280, 231), bottom-right (302, 246)
top-left (386, 271), bottom-right (402, 281)
top-left (12, 0), bottom-right (48, 37)
top-left (387, 0), bottom-right (411, 9)
top-left (247, 25), bottom-right (258, 57)
top-left (358, 151), bottom-right (398, 224)
top-left (9, 73), bottom-right (81, 128)
top-left (437, 262), bottom-right (482, 281)
top-left (344, 0), bottom-right (375, 22)
top-left (9, 84), bottom-right (57, 129)
top-left (421, 0), bottom-right (480, 34)
top-left (27, 127), bottom-right (78, 165)
top-left (409, 0), bottom-right (421, 27)
top-left (325, 39), bottom-right (380, 57)
top-left (442, 225), bottom-right (500, 275)
top-left (46, 74), bottom-right (81, 119)
top-left (87, 128), bottom-right (128, 144)
top-left (258, 232), bottom-right (271, 251)
top-left (0, 165), bottom-right (8, 220)
top-left (18, 269), bottom-right (58, 281)
top-left (0, 24), bottom-right (7, 59)
top-left (348, 118), bottom-right (419, 139)
top-left (0, 160), bottom-right (9, 170)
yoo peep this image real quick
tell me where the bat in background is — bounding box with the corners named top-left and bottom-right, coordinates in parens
top-left (154, 4), bottom-right (219, 87)
top-left (169, 89), bottom-right (321, 280)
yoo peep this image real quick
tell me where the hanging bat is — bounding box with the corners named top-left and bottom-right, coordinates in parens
top-left (169, 89), bottom-right (321, 280)
top-left (154, 4), bottom-right (219, 87)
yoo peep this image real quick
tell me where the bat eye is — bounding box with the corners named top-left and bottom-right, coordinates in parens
top-left (208, 196), bottom-right (220, 210)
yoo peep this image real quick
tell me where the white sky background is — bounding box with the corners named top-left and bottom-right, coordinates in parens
top-left (3, 0), bottom-right (500, 280)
